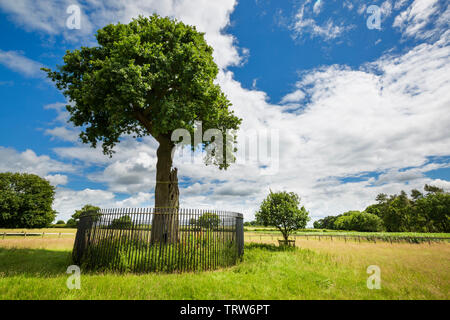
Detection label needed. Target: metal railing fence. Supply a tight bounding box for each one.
[73,208,244,273]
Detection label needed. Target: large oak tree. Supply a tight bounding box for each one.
[43,15,241,242]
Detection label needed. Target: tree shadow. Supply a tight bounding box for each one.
[0,248,72,277]
[244,243,296,252]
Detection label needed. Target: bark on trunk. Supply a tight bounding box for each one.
[151,135,180,244]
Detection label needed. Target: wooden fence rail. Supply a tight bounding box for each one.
[245,233,450,244]
[2,231,448,244]
[1,232,75,239]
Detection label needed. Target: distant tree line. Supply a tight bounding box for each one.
[243,220,260,227]
[314,185,449,232]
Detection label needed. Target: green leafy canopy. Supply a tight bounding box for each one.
[315,184,449,233]
[0,172,56,228]
[42,14,241,168]
[256,191,310,240]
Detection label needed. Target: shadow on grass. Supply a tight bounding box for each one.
[0,245,295,277]
[244,243,296,252]
[0,248,71,277]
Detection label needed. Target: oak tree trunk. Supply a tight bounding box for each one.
[151,135,180,244]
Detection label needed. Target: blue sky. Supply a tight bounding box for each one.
[0,0,449,223]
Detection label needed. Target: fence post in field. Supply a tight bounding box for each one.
[42,232,44,238]
[2,232,4,239]
[238,213,244,257]
[59,232,61,238]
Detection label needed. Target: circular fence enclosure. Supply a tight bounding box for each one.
[73,208,244,273]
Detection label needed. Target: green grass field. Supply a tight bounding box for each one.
[0,232,449,300]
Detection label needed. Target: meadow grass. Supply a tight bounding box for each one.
[0,235,449,300]
[246,235,450,299]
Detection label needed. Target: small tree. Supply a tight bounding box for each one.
[0,172,56,228]
[256,191,310,242]
[110,215,132,229]
[66,218,77,228]
[197,212,220,230]
[70,205,101,227]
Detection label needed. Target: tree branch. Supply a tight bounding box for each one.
[131,104,153,134]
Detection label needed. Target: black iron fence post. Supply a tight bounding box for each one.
[236,213,244,258]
